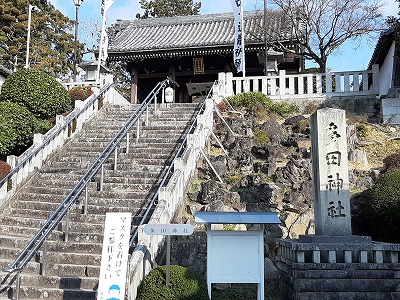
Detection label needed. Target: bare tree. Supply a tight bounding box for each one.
[270,0,384,71]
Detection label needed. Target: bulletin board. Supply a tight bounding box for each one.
[207,230,264,299]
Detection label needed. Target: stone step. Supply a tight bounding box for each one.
[46,158,172,171]
[0,258,41,277]
[18,189,150,202]
[67,137,183,147]
[0,236,103,254]
[37,251,101,266]
[19,275,98,291]
[0,225,64,240]
[64,142,177,152]
[5,285,97,300]
[33,173,160,186]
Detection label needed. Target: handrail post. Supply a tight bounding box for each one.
[145,106,149,126]
[41,241,48,276]
[100,164,104,191]
[154,94,157,115]
[84,185,88,215]
[64,209,70,242]
[126,133,130,154]
[114,147,118,171]
[15,272,21,300]
[136,121,140,143]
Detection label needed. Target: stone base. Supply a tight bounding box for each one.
[276,237,400,300]
[298,234,372,244]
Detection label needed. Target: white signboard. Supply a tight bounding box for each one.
[97,212,131,300]
[207,230,264,300]
[144,223,194,236]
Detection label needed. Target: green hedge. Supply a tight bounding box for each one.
[137,265,209,300]
[0,69,71,120]
[359,169,400,242]
[0,102,42,156]
[226,92,299,118]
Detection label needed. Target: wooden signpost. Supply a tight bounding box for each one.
[144,223,194,286]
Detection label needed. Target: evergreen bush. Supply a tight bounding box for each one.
[0,69,71,120]
[227,92,272,109]
[136,265,209,300]
[359,169,400,242]
[0,102,41,156]
[227,92,299,117]
[383,151,400,171]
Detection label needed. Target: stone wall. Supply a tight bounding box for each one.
[170,232,208,274]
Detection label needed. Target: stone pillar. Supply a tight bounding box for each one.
[310,108,352,236]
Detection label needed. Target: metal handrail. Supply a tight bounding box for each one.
[0,82,113,190]
[129,81,216,247]
[2,79,168,275]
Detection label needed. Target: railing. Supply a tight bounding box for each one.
[276,238,400,265]
[2,78,172,299]
[126,84,215,300]
[220,64,380,100]
[0,83,116,208]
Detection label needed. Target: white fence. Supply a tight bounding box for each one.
[127,97,214,300]
[218,65,380,101]
[0,84,128,208]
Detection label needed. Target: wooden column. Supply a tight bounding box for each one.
[130,66,138,104]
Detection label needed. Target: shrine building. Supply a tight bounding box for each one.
[107,10,304,103]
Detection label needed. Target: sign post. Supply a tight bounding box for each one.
[144,224,194,286]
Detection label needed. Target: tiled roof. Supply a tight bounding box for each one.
[368,30,395,70]
[108,10,297,57]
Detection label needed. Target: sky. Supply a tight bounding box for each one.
[51,0,398,72]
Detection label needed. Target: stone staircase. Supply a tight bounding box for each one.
[0,102,199,299]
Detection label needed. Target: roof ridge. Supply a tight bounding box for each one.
[113,10,269,28]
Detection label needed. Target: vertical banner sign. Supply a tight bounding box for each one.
[97,0,114,80]
[97,212,131,300]
[230,0,245,75]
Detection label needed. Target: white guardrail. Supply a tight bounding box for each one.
[0,83,128,208]
[218,65,380,100]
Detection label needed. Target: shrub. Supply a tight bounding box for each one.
[0,160,11,180]
[356,123,369,139]
[0,102,40,156]
[253,129,270,144]
[0,69,71,120]
[383,151,400,171]
[227,92,299,118]
[358,169,400,242]
[136,265,209,300]
[227,92,272,109]
[68,85,93,102]
[270,101,300,118]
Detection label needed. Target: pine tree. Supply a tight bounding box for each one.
[136,0,201,19]
[0,0,82,77]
